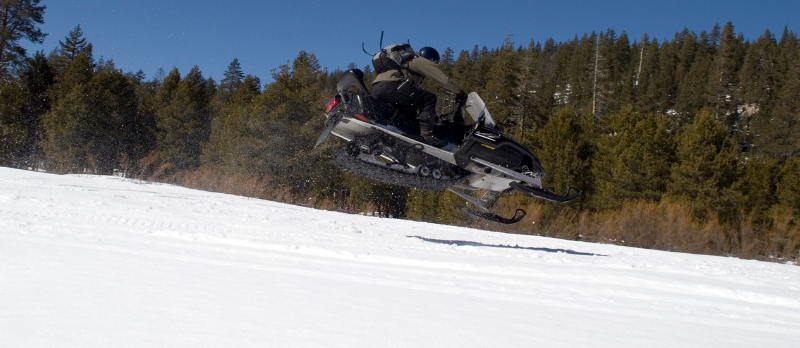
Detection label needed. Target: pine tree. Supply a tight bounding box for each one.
[592,105,676,209]
[655,40,678,112]
[675,31,713,126]
[634,38,662,113]
[40,50,94,172]
[776,157,800,212]
[202,74,260,168]
[563,33,597,113]
[668,109,742,220]
[515,40,543,139]
[156,68,180,106]
[127,75,158,170]
[756,58,800,160]
[155,66,212,171]
[216,51,329,196]
[41,56,138,174]
[607,31,634,113]
[739,30,779,144]
[58,24,91,60]
[219,58,244,95]
[439,47,454,75]
[737,155,778,219]
[591,30,615,118]
[484,35,520,132]
[469,46,493,95]
[52,25,93,73]
[536,105,593,209]
[82,65,139,174]
[0,0,46,79]
[673,28,697,94]
[0,51,53,167]
[533,38,558,126]
[708,22,743,125]
[450,50,473,93]
[777,26,798,79]
[0,77,27,165]
[42,84,87,172]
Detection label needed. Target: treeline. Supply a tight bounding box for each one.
[1,22,799,262]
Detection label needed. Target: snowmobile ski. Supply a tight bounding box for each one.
[462,207,527,225]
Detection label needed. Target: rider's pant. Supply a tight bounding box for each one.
[372,80,438,124]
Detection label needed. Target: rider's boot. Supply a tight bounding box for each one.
[419,122,447,147]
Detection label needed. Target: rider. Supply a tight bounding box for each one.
[372,46,467,147]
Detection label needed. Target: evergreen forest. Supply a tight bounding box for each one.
[1,3,799,263]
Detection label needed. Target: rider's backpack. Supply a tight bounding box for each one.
[372,44,416,74]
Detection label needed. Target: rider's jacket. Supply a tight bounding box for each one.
[372,56,462,94]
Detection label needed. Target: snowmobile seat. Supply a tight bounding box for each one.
[371,99,420,135]
[333,69,419,135]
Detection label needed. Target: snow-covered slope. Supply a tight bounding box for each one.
[1,167,798,347]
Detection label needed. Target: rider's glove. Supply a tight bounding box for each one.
[455,91,467,104]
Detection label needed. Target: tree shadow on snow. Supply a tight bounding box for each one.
[408,236,606,257]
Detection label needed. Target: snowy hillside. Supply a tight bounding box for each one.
[1,167,799,347]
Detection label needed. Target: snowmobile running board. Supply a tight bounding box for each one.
[470,157,542,187]
[470,157,580,203]
[509,182,580,204]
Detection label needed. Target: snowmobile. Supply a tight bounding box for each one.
[316,69,579,224]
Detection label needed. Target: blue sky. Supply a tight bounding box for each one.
[23,0,800,84]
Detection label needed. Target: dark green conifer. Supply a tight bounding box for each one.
[155,66,212,171]
[41,50,94,172]
[736,155,778,219]
[739,30,779,143]
[219,58,244,96]
[439,47,454,75]
[675,32,712,126]
[668,109,742,220]
[51,25,93,73]
[484,35,520,132]
[756,58,800,160]
[592,105,676,210]
[450,50,473,93]
[0,0,46,79]
[0,78,28,165]
[634,38,662,113]
[536,105,593,209]
[609,31,634,111]
[0,51,53,167]
[203,74,260,168]
[708,22,744,124]
[42,57,138,174]
[776,157,800,212]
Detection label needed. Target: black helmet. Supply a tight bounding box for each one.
[418,47,440,64]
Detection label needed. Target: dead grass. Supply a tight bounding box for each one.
[473,198,799,263]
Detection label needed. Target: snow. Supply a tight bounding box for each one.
[1,167,799,347]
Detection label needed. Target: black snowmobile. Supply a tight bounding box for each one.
[316,69,578,224]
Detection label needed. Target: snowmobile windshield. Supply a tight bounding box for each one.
[464,92,497,128]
